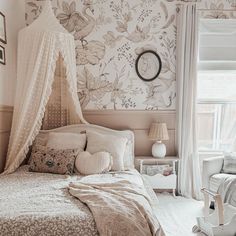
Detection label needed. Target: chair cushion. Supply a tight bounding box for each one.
[222,152,236,174]
[209,173,235,192]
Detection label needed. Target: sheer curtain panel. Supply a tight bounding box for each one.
[3,1,87,174]
[176,3,202,200]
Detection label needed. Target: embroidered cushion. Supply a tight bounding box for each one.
[47,132,86,151]
[29,146,78,175]
[75,151,112,175]
[222,153,236,174]
[86,131,127,171]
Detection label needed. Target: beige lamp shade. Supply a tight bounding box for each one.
[148,123,169,141]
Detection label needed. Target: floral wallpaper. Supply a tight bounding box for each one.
[198,0,236,18]
[25,0,236,110]
[198,0,236,11]
[26,0,177,110]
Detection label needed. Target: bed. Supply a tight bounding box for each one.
[0,124,164,236]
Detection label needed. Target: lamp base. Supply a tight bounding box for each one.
[152,141,166,158]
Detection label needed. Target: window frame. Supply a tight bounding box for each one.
[197,76,236,153]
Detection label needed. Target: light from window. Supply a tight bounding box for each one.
[197,71,236,152]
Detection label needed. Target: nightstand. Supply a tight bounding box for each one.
[136,156,178,196]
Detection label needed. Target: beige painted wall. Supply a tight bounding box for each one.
[0,0,25,172]
[0,105,13,172]
[0,0,25,106]
[84,110,176,156]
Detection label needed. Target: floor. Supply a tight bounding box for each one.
[154,192,205,236]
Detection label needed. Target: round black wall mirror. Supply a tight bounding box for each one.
[135,50,162,82]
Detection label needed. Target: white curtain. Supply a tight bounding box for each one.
[176,3,202,199]
[4,1,87,174]
[220,104,236,151]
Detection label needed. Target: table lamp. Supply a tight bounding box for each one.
[148,122,169,158]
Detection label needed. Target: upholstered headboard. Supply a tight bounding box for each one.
[36,124,135,168]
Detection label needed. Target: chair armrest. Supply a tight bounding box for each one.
[202,156,224,189]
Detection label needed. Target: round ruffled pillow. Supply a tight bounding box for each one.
[75,151,113,175]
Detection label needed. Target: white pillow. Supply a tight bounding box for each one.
[86,131,127,171]
[47,132,86,152]
[123,139,135,170]
[75,151,112,175]
[222,152,236,174]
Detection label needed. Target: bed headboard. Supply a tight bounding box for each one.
[38,124,135,166]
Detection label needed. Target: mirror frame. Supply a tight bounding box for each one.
[135,50,162,82]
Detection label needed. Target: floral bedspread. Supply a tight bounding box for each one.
[0,166,160,236]
[0,166,98,236]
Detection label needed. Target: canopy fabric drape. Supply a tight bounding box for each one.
[4,1,87,174]
[176,3,202,200]
[42,54,81,130]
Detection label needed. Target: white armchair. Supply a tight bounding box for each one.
[202,156,224,191]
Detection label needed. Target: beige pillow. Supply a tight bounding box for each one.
[86,131,127,171]
[47,132,86,151]
[75,151,112,175]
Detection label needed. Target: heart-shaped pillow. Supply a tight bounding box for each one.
[75,151,113,175]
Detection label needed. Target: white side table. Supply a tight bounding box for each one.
[136,156,178,197]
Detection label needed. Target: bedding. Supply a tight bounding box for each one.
[69,171,164,236]
[0,165,97,236]
[0,165,163,236]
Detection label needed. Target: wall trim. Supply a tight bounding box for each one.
[0,105,13,173]
[0,105,13,113]
[83,110,176,114]
[83,109,177,156]
[0,130,11,134]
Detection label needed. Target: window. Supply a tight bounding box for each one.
[197,19,236,153]
[197,71,236,152]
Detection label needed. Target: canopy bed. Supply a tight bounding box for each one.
[0,1,164,235]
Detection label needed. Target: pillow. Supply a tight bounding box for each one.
[47,132,86,151]
[86,131,127,171]
[75,151,112,175]
[29,146,78,175]
[222,153,236,174]
[123,139,135,170]
[33,133,48,146]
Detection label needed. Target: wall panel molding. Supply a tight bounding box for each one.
[0,105,13,172]
[84,110,177,156]
[0,105,13,112]
[0,107,177,171]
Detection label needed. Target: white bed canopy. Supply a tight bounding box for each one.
[4,1,87,174]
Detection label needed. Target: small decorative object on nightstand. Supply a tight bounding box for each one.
[136,156,178,197]
[148,123,169,158]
